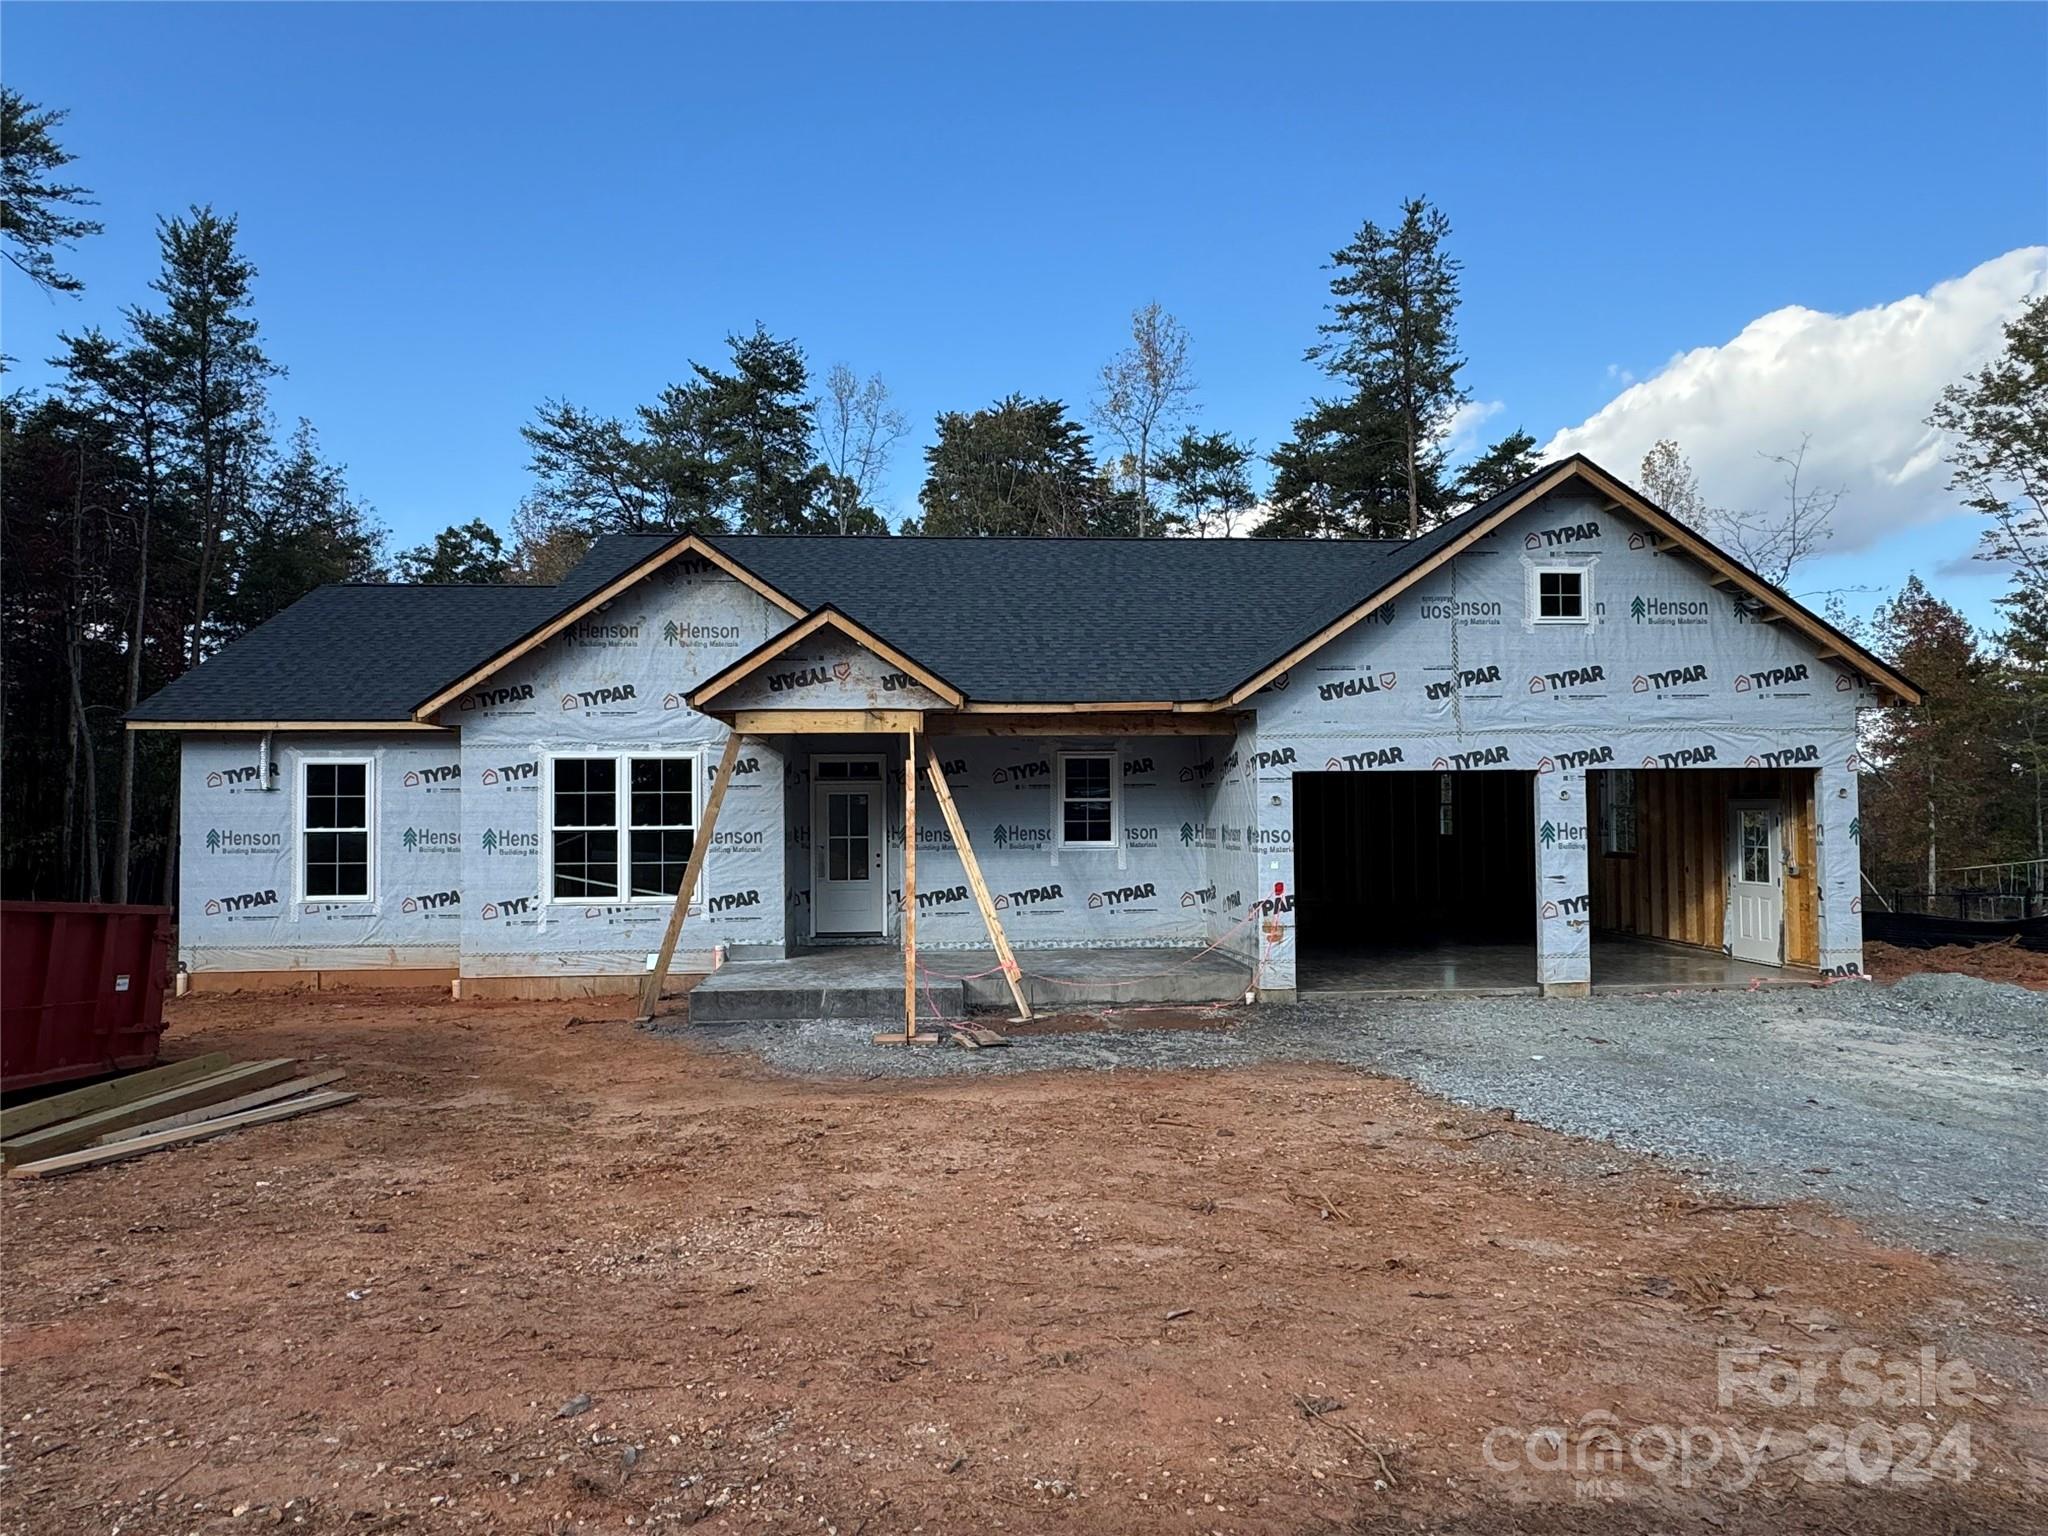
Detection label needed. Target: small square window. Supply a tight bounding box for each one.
[1531,565,1588,623]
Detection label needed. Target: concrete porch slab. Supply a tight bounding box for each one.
[688,945,1254,1023]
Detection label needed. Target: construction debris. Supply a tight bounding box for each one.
[2,1057,355,1178]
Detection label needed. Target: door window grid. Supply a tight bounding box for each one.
[824,789,872,883]
[1740,810,1772,884]
[1602,770,1639,855]
[302,761,370,899]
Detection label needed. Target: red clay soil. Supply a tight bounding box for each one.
[1865,938,2048,990]
[3,989,2044,1536]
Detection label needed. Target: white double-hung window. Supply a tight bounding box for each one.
[300,759,374,900]
[1056,750,1119,849]
[546,752,699,901]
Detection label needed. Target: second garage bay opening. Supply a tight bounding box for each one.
[1293,769,1537,993]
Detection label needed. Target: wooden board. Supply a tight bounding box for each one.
[902,729,921,1041]
[922,742,1035,1022]
[0,1052,231,1140]
[636,734,743,1021]
[93,1070,347,1145]
[1,1059,299,1166]
[8,1091,358,1180]
[729,709,925,735]
[925,712,1238,737]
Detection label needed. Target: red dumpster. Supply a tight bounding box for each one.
[1,903,172,1093]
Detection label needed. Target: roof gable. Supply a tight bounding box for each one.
[1221,456,1919,706]
[689,607,963,712]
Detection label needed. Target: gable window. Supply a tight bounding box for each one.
[547,752,699,902]
[1531,565,1588,623]
[1601,769,1638,856]
[1056,750,1118,848]
[301,759,372,900]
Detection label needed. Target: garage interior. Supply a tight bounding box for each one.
[1293,770,1539,993]
[1587,766,1822,985]
[1292,766,1825,995]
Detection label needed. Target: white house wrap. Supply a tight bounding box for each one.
[140,456,1909,1002]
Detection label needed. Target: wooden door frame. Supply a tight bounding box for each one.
[809,752,889,941]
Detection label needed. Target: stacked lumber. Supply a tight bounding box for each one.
[1,1053,355,1179]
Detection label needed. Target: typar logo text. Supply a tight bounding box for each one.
[203,762,281,792]
[200,888,280,919]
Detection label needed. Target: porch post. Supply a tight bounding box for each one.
[636,732,744,1022]
[901,726,921,1039]
[921,740,1036,1022]
[1535,766,1592,997]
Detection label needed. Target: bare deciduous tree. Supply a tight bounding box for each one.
[815,364,908,534]
[1094,303,1196,535]
[1639,436,1837,587]
[1703,437,1839,588]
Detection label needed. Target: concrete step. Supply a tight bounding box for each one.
[689,965,961,1024]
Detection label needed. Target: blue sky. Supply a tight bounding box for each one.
[6,3,2044,626]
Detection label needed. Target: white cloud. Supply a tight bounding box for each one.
[1440,397,1505,460]
[1542,247,2048,553]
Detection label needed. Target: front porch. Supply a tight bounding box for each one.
[689,943,1255,1024]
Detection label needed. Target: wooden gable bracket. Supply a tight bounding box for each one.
[687,605,964,714]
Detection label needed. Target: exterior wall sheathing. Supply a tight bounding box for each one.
[175,488,1874,993]
[1250,491,1871,994]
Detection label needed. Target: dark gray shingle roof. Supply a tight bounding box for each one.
[125,584,563,723]
[132,460,1566,722]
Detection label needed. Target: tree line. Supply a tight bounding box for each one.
[4,85,2043,907]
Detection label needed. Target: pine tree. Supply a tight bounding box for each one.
[1929,294,2048,598]
[914,396,1117,536]
[1453,429,1541,506]
[398,519,511,583]
[130,207,278,665]
[1862,577,2008,897]
[1304,197,1467,537]
[0,87,102,296]
[1152,429,1257,537]
[1260,391,1426,539]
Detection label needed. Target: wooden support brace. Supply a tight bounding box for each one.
[636,732,745,1021]
[901,726,922,1042]
[921,741,1035,1023]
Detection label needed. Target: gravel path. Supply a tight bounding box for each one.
[681,973,2048,1298]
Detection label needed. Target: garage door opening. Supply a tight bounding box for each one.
[1293,770,1536,993]
[1587,767,1820,989]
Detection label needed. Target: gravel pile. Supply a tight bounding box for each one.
[676,976,2047,1295]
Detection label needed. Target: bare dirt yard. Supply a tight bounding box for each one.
[1865,937,2048,990]
[4,987,2046,1535]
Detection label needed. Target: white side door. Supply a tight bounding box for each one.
[1728,801,1783,966]
[811,776,884,936]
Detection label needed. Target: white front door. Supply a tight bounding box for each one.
[812,765,885,937]
[1728,801,1784,966]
